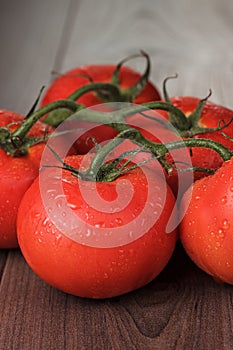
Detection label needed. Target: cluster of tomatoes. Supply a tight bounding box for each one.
[1,53,233,298]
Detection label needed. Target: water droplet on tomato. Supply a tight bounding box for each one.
[55,234,63,244]
[222,219,230,230]
[115,217,123,225]
[202,185,207,192]
[86,228,92,237]
[221,196,227,204]
[51,226,57,235]
[129,231,134,239]
[95,221,106,228]
[67,202,79,210]
[46,189,56,200]
[42,217,50,226]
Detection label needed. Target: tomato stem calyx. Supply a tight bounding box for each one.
[44,129,153,182]
[162,77,229,137]
[112,50,151,102]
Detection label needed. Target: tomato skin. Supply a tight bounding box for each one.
[180,157,233,284]
[0,110,53,248]
[41,65,161,107]
[17,155,177,298]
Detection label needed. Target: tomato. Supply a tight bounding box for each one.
[158,96,233,179]
[180,157,233,284]
[0,110,54,248]
[40,63,161,154]
[41,65,160,107]
[17,154,177,298]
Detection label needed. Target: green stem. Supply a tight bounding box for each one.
[85,132,232,181]
[42,82,123,127]
[67,82,122,102]
[86,129,139,181]
[43,117,232,183]
[25,86,45,119]
[69,104,232,162]
[165,138,232,161]
[162,74,178,103]
[145,102,190,131]
[118,50,151,101]
[111,51,147,86]
[115,102,190,131]
[12,100,80,139]
[69,101,190,131]
[188,90,212,126]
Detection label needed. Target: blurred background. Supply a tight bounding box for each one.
[1,0,233,113]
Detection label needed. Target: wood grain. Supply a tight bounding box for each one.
[0,251,8,281]
[1,0,233,349]
[0,244,233,349]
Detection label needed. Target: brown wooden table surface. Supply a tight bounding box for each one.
[1,0,233,349]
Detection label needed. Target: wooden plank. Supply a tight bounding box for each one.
[0,251,8,280]
[0,245,233,349]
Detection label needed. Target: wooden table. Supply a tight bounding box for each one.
[1,0,233,349]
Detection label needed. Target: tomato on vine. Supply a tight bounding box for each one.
[41,52,161,154]
[17,132,178,298]
[180,156,233,284]
[156,79,233,181]
[0,110,52,248]
[41,51,160,108]
[0,100,79,248]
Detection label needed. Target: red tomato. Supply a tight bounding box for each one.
[0,110,54,248]
[17,155,177,298]
[41,65,160,107]
[180,157,233,284]
[40,64,161,154]
[158,96,233,178]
